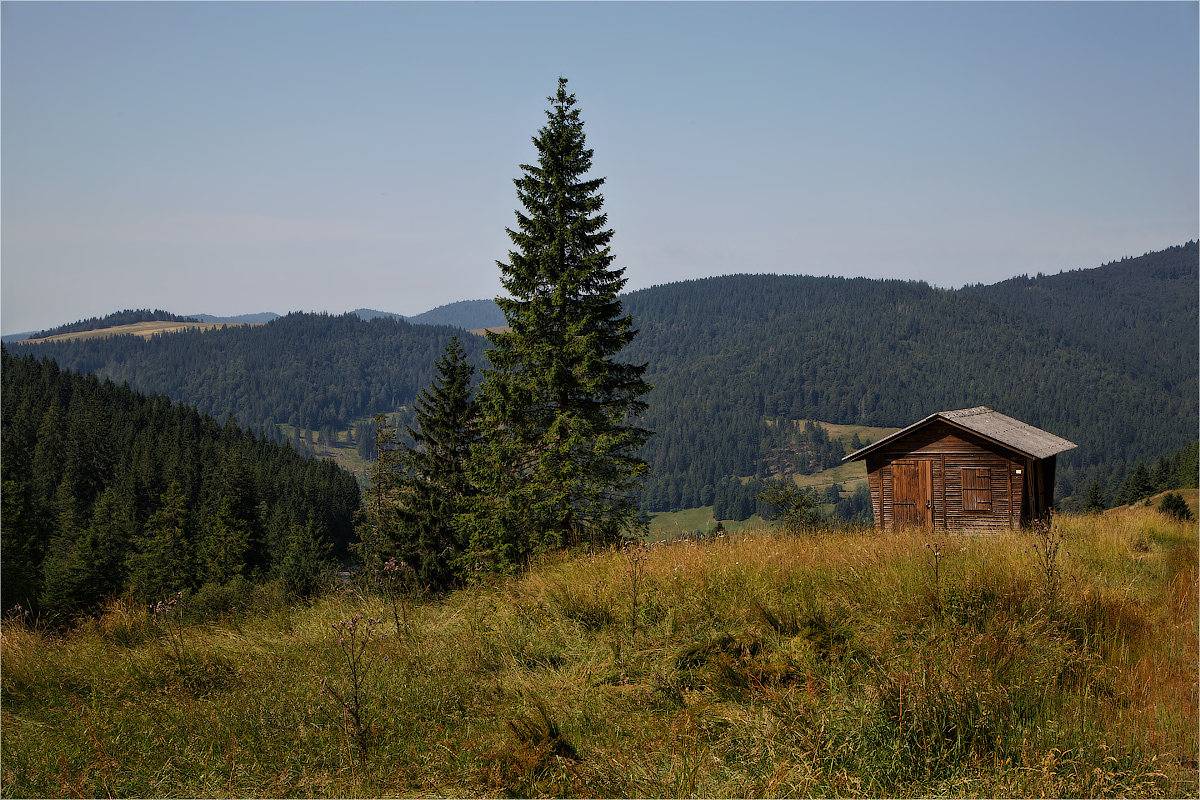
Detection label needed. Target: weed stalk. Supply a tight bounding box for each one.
[152,590,186,670]
[925,540,945,616]
[317,613,388,762]
[1031,510,1065,601]
[624,542,648,651]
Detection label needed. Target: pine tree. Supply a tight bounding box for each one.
[354,414,403,582]
[201,498,250,585]
[757,477,821,533]
[1159,491,1194,522]
[396,337,479,590]
[40,487,126,616]
[279,516,332,598]
[1117,462,1155,506]
[1083,481,1107,513]
[470,77,651,565]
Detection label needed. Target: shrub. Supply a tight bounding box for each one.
[1159,491,1194,522]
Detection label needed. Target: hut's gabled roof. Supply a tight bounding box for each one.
[843,406,1077,462]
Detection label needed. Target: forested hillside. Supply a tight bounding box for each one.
[621,243,1197,510]
[408,298,507,329]
[14,244,1196,514]
[967,242,1197,385]
[18,312,486,438]
[187,312,280,325]
[1,348,361,618]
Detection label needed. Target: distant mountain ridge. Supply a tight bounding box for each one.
[1,332,36,344]
[188,312,281,325]
[407,299,505,329]
[16,312,487,438]
[23,309,200,340]
[352,308,404,322]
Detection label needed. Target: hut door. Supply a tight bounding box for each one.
[893,460,933,528]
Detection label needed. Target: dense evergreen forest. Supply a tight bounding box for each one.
[0,348,360,618]
[13,243,1197,515]
[18,312,486,437]
[963,243,1197,386]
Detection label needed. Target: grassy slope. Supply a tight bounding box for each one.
[277,423,376,479]
[801,420,899,451]
[3,509,1196,798]
[782,419,897,494]
[647,507,764,540]
[21,321,255,343]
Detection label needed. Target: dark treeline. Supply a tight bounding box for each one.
[623,242,1198,511]
[31,308,199,339]
[18,312,486,436]
[963,243,1198,387]
[1,348,360,619]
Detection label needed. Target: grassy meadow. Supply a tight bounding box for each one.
[2,506,1196,798]
[276,422,375,477]
[20,321,255,344]
[647,507,765,541]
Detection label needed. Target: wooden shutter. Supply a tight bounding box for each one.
[962,467,992,512]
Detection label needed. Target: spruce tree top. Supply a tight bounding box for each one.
[493,78,628,351]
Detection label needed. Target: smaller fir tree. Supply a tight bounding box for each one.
[757,477,821,533]
[1083,481,1107,513]
[1159,492,1194,522]
[395,336,479,590]
[126,481,193,600]
[354,415,403,583]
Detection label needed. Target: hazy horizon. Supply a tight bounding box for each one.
[4,2,1197,334]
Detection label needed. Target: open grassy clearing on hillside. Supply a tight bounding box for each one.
[20,321,256,343]
[276,422,375,479]
[795,419,900,452]
[769,419,898,495]
[647,507,764,540]
[3,507,1196,798]
[790,459,870,494]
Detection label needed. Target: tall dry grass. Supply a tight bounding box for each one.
[2,509,1196,797]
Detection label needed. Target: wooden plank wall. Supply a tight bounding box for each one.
[865,421,1026,531]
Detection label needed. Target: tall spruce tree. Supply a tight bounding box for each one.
[469,77,650,565]
[396,336,479,589]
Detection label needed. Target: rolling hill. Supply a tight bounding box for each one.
[14,312,487,438]
[621,242,1198,509]
[407,298,506,329]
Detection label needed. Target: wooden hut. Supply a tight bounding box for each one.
[843,407,1076,531]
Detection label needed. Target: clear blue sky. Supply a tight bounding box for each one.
[3,1,1197,334]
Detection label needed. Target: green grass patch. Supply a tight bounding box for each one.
[792,418,900,452]
[646,507,764,541]
[789,458,869,493]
